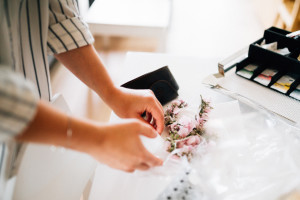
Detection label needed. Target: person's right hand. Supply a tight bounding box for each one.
[87,119,163,172]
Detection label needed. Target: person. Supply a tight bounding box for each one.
[0,0,164,198]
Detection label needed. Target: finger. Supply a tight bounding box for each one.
[143,150,163,167]
[152,98,165,133]
[138,112,152,126]
[137,115,152,126]
[136,163,150,171]
[107,162,135,173]
[142,90,164,134]
[156,98,164,115]
[137,121,158,138]
[148,104,164,134]
[148,90,164,116]
[152,118,157,129]
[124,168,135,173]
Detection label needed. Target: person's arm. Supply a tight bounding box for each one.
[47,0,164,133]
[55,45,165,133]
[0,67,162,172]
[55,45,115,106]
[16,100,163,172]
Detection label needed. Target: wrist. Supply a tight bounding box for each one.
[68,118,105,154]
[100,86,123,110]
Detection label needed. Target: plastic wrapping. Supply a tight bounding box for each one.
[138,134,188,177]
[154,99,300,200]
[189,112,300,200]
[91,98,300,200]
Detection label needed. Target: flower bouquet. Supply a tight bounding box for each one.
[164,96,212,160]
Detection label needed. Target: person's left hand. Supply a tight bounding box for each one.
[108,87,164,134]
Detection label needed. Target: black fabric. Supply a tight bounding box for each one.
[121,66,179,105]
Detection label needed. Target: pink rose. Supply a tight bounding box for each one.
[204,107,211,113]
[197,117,204,125]
[202,114,209,121]
[178,116,196,133]
[169,122,180,131]
[176,140,185,148]
[173,107,180,115]
[178,116,189,125]
[172,99,186,107]
[176,135,201,149]
[187,120,197,132]
[177,126,189,138]
[166,108,172,115]
[178,145,194,155]
[173,100,182,106]
[186,136,201,146]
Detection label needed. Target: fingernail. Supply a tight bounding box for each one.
[159,160,163,165]
[153,132,158,138]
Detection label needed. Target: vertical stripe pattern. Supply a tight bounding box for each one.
[0,0,94,195]
[26,0,41,97]
[18,0,26,78]
[47,0,94,55]
[37,0,51,101]
[1,0,95,135]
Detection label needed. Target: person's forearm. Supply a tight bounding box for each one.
[54,44,164,132]
[15,100,163,172]
[54,45,118,104]
[16,100,99,153]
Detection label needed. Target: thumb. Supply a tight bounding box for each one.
[137,121,158,138]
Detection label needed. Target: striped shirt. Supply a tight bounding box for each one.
[0,0,94,197]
